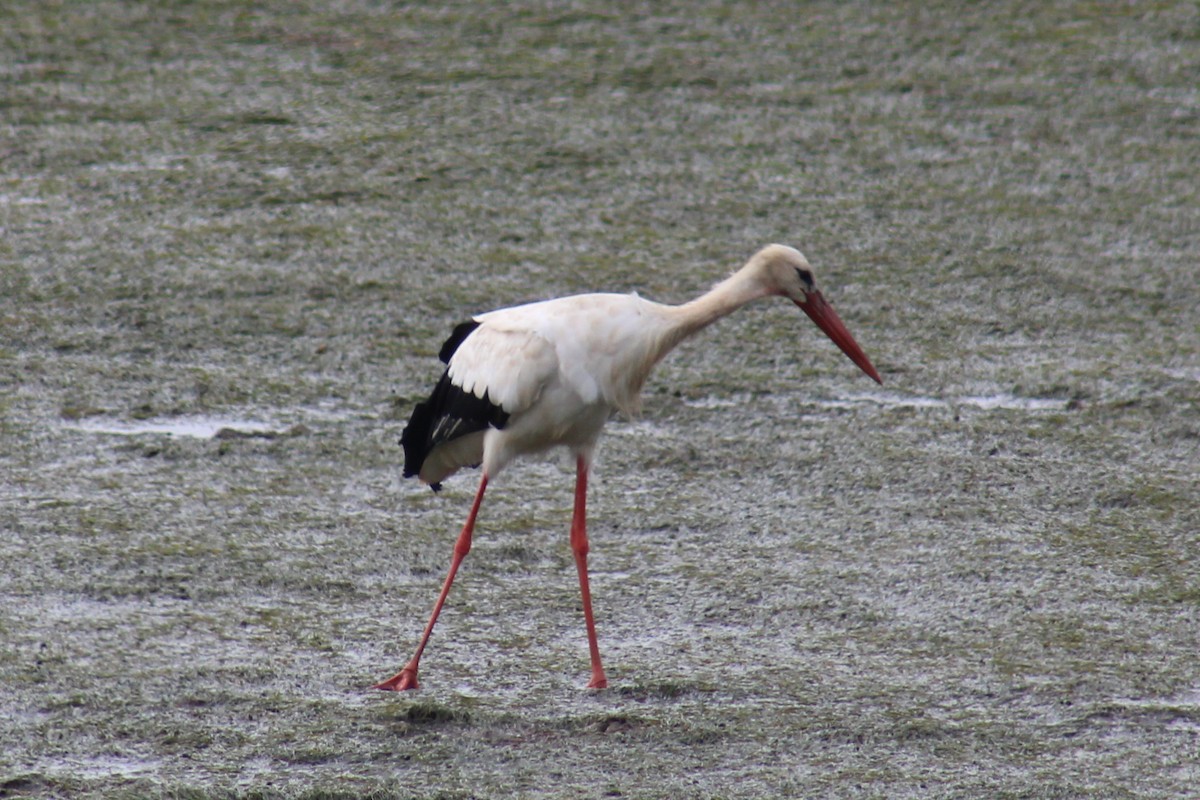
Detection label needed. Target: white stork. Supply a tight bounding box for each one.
[374,244,882,691]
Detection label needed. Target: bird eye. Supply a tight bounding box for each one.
[794,268,814,288]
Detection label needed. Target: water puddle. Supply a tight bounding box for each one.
[63,416,280,439]
[958,394,1068,411]
[0,193,46,206]
[683,391,1068,413]
[44,755,163,780]
[1163,367,1200,382]
[682,394,748,410]
[820,391,1069,412]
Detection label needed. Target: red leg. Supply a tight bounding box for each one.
[373,474,489,691]
[571,457,608,689]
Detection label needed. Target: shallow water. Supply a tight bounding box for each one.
[61,416,281,438]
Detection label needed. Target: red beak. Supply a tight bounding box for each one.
[797,291,883,384]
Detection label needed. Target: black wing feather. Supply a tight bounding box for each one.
[400,321,509,491]
[439,320,480,363]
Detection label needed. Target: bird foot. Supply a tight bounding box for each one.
[372,666,419,691]
[587,671,608,690]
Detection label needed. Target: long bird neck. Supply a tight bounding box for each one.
[605,262,773,416]
[667,264,772,343]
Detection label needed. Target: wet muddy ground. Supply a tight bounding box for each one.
[2,2,1198,798]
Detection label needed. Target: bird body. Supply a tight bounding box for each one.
[412,292,674,486]
[377,244,882,692]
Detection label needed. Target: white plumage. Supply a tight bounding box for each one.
[425,292,674,484]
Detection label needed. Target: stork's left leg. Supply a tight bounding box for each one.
[571,456,608,689]
[373,473,489,691]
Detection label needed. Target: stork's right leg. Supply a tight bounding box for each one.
[570,457,608,689]
[373,474,489,691]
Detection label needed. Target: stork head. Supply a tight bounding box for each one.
[752,244,883,385]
